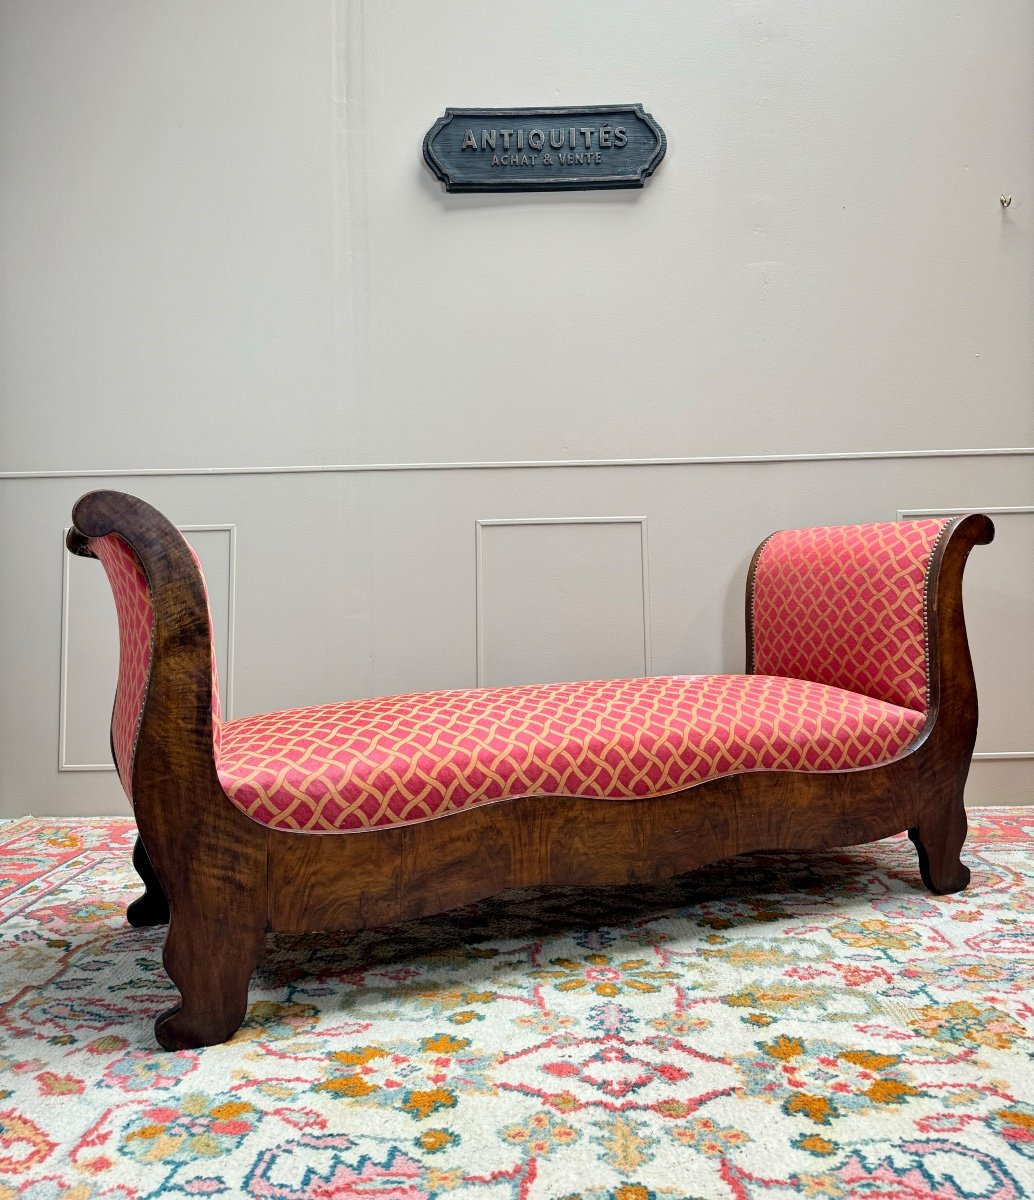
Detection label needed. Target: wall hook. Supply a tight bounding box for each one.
[1000,195,1012,208]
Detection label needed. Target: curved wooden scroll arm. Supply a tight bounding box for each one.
[68,490,268,1049]
[907,513,995,893]
[742,513,994,895]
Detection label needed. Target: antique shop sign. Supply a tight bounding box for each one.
[423,105,666,193]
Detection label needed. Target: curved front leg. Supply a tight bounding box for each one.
[155,898,266,1050]
[127,836,170,927]
[908,795,971,895]
[137,788,268,1050]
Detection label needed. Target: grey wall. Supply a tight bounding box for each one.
[2,1,1031,817]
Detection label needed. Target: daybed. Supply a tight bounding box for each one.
[66,490,993,1049]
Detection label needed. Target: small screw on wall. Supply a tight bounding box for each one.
[1000,195,1012,208]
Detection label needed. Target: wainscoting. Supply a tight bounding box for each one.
[3,447,1030,816]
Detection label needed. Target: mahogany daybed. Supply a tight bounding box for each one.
[67,490,993,1050]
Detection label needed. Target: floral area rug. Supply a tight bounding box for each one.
[0,809,1032,1200]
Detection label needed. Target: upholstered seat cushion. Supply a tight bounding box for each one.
[216,675,926,834]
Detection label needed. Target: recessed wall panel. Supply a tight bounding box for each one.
[476,518,650,688]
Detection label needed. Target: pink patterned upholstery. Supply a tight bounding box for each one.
[93,518,944,833]
[217,675,925,834]
[91,536,154,798]
[92,534,221,797]
[750,520,950,712]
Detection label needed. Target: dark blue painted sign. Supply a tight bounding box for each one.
[423,104,666,193]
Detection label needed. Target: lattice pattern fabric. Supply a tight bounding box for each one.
[217,675,926,833]
[751,519,949,712]
[92,533,222,796]
[92,535,155,797]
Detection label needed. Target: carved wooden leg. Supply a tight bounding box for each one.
[126,836,170,928]
[908,797,971,895]
[154,903,266,1050]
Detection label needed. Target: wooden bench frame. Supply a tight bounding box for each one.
[67,491,994,1050]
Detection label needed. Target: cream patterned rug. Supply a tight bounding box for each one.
[0,809,1032,1199]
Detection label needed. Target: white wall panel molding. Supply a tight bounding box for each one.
[59,524,237,772]
[898,506,1034,764]
[3,447,1032,482]
[475,517,652,689]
